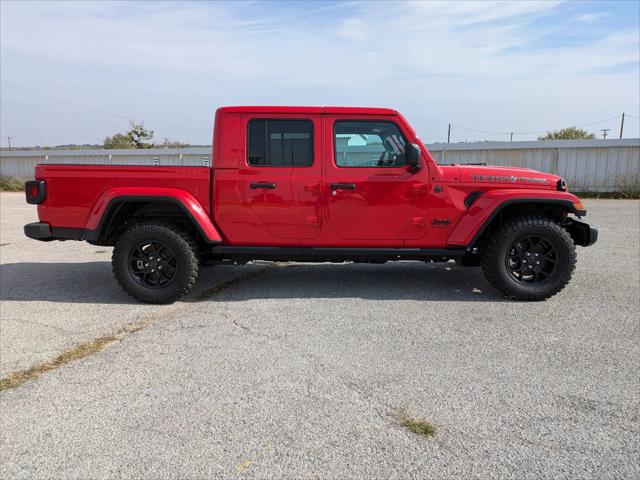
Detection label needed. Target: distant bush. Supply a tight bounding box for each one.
[104,121,154,149]
[0,176,27,192]
[538,127,596,140]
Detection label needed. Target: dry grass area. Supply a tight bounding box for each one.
[0,267,273,393]
[0,176,26,192]
[191,265,275,301]
[0,321,150,392]
[392,409,437,437]
[574,190,640,199]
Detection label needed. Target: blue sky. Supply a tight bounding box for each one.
[1,0,639,147]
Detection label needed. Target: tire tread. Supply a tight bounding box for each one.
[112,221,199,304]
[481,215,577,301]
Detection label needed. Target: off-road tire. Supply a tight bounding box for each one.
[481,215,577,301]
[112,222,199,304]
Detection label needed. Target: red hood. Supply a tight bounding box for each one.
[445,164,561,190]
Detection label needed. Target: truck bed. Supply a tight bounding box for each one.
[34,164,211,230]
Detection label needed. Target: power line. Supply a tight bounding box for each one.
[452,114,627,137]
[572,115,623,129]
[1,80,208,131]
[449,125,508,135]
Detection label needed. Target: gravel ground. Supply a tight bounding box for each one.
[0,192,638,479]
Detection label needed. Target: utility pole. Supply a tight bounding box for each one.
[600,128,610,139]
[6,136,11,151]
[619,113,625,139]
[447,123,451,144]
[510,132,514,142]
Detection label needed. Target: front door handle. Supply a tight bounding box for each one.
[250,182,276,189]
[330,183,356,190]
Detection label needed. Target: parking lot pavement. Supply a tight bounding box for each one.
[1,192,639,479]
[0,193,264,377]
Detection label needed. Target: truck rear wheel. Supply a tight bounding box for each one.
[112,222,199,304]
[481,215,576,301]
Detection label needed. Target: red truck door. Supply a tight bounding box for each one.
[236,114,322,241]
[323,116,429,243]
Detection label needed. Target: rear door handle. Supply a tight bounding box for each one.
[250,182,276,189]
[330,183,356,190]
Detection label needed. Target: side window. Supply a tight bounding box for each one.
[247,119,313,167]
[334,121,407,168]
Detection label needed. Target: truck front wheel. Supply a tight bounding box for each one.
[481,215,577,301]
[112,222,200,304]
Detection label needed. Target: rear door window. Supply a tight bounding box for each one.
[247,119,313,167]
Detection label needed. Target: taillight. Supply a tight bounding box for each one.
[25,180,46,204]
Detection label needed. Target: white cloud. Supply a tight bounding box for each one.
[576,12,606,23]
[337,18,368,41]
[1,0,638,146]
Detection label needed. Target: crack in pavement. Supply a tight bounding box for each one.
[214,273,444,447]
[223,300,422,430]
[3,316,80,335]
[224,313,443,462]
[0,305,180,392]
[0,266,273,393]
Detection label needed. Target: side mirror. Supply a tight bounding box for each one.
[405,143,421,172]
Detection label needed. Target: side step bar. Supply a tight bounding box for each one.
[207,245,466,261]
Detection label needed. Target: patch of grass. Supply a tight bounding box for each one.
[573,191,640,199]
[0,335,118,391]
[190,265,274,301]
[393,409,437,437]
[0,176,26,192]
[0,267,273,392]
[0,320,151,392]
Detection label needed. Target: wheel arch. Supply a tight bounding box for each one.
[84,188,223,246]
[447,191,585,249]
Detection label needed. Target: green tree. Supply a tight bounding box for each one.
[128,122,154,148]
[103,132,134,149]
[104,121,155,149]
[161,137,189,148]
[538,127,596,140]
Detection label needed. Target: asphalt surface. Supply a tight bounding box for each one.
[0,192,638,479]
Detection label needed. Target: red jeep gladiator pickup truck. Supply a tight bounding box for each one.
[24,106,597,303]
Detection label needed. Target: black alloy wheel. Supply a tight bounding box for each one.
[128,241,178,288]
[112,222,199,304]
[481,215,577,301]
[505,235,557,285]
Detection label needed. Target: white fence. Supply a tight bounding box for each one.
[1,139,639,192]
[429,139,639,193]
[0,148,212,177]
